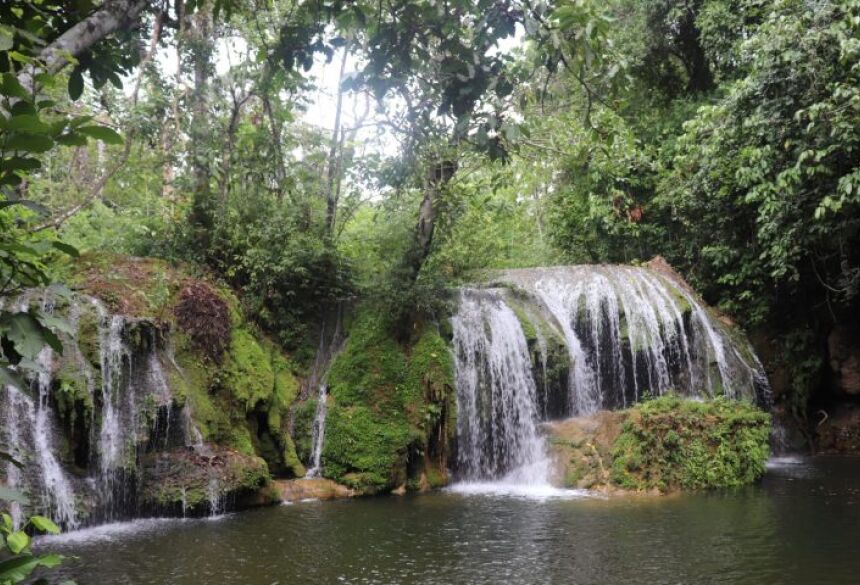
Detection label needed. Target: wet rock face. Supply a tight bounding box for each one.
[544,412,628,492]
[828,327,860,396]
[274,478,355,502]
[816,404,860,453]
[473,263,770,415]
[1,255,307,529]
[139,447,269,515]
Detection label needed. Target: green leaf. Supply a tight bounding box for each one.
[77,125,123,145]
[4,133,54,153]
[68,68,84,101]
[50,241,79,258]
[0,366,27,392]
[6,530,29,554]
[0,27,13,51]
[36,312,75,336]
[55,132,88,147]
[0,554,63,582]
[0,311,61,360]
[0,73,29,100]
[0,199,50,215]
[0,157,41,172]
[6,114,50,135]
[29,516,60,535]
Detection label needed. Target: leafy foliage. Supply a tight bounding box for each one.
[0,508,68,585]
[174,280,231,362]
[610,396,771,491]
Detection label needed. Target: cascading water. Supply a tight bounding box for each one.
[501,265,767,413]
[32,346,80,529]
[305,384,328,478]
[451,289,552,488]
[0,293,197,528]
[0,296,80,529]
[450,265,770,493]
[298,305,344,478]
[2,385,27,529]
[94,307,136,521]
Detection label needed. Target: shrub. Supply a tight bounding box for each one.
[174,280,230,362]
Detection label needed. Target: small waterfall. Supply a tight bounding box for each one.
[0,292,201,528]
[451,289,550,485]
[94,308,135,520]
[1,363,80,530]
[2,385,27,529]
[450,265,769,492]
[32,347,79,529]
[206,477,223,517]
[502,266,765,414]
[299,305,345,478]
[305,384,328,478]
[0,295,80,529]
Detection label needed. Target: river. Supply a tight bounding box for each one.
[42,456,860,584]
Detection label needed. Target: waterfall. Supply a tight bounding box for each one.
[94,308,135,520]
[305,384,328,478]
[206,477,223,517]
[502,266,765,414]
[2,385,27,529]
[299,305,344,478]
[32,347,80,529]
[0,293,197,528]
[451,289,551,485]
[0,295,80,529]
[1,362,80,530]
[450,265,768,491]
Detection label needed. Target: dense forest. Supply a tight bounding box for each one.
[4,0,856,435]
[1,0,860,578]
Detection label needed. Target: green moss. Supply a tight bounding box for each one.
[663,281,693,316]
[66,253,183,319]
[224,328,277,411]
[319,309,455,493]
[292,399,317,463]
[424,466,447,488]
[507,301,538,342]
[140,448,269,511]
[610,395,771,491]
[281,432,306,477]
[168,310,302,468]
[76,310,101,369]
[322,404,412,493]
[327,312,409,409]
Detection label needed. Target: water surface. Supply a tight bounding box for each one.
[45,456,860,585]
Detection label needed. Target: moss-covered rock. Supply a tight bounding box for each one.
[318,309,454,494]
[546,396,771,493]
[65,253,306,480]
[139,446,269,515]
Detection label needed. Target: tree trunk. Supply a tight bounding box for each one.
[219,90,255,206]
[262,94,288,199]
[187,8,215,251]
[408,158,458,277]
[160,0,185,206]
[17,0,151,93]
[325,47,350,236]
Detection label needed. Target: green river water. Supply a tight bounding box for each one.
[42,456,860,585]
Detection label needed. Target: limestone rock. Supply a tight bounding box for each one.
[274,478,355,502]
